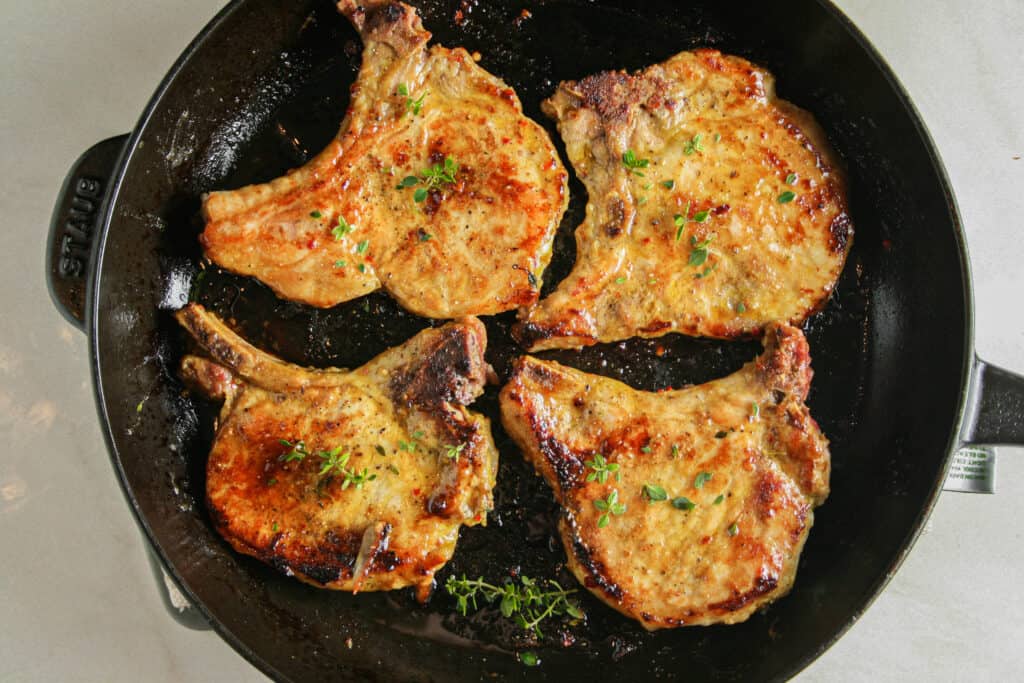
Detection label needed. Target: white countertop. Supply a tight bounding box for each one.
[2,1,1021,680]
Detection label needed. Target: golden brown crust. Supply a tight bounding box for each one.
[177,304,498,594]
[517,49,852,349]
[199,1,567,318]
[499,324,830,628]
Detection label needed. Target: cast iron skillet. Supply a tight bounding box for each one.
[46,0,1024,680]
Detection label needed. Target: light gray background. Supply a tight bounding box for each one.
[2,1,1021,680]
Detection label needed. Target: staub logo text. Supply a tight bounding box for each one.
[58,177,102,278]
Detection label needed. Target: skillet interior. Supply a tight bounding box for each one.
[92,0,969,679]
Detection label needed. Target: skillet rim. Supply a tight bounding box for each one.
[84,0,976,679]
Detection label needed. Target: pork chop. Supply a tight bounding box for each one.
[517,49,852,350]
[500,324,830,628]
[200,0,567,317]
[176,303,498,598]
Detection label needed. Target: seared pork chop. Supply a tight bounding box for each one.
[517,49,851,350]
[200,0,567,317]
[500,324,830,628]
[177,304,498,597]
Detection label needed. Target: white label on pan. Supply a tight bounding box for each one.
[943,446,996,494]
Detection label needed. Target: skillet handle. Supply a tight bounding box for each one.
[46,134,130,331]
[960,357,1024,445]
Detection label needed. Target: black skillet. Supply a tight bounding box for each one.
[46,0,1024,680]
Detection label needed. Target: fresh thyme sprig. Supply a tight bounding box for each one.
[593,489,627,528]
[396,83,427,115]
[278,439,310,462]
[443,443,466,462]
[621,149,650,176]
[317,448,377,490]
[396,156,460,203]
[445,574,583,638]
[584,453,620,484]
[278,440,376,490]
[674,200,711,242]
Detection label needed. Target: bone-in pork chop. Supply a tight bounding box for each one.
[517,49,851,350]
[500,324,830,628]
[201,0,567,317]
[177,304,498,597]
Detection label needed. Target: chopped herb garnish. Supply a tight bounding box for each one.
[585,453,620,484]
[715,430,728,439]
[785,173,797,185]
[687,234,714,266]
[621,149,650,176]
[713,132,722,142]
[334,260,347,268]
[279,441,376,491]
[727,522,740,537]
[317,449,376,490]
[397,83,427,115]
[593,489,627,527]
[751,402,760,419]
[375,445,386,456]
[278,439,309,463]
[642,483,668,503]
[661,179,675,190]
[641,445,652,454]
[671,444,680,459]
[408,92,427,115]
[332,216,354,240]
[445,574,583,638]
[444,443,466,462]
[683,133,704,155]
[672,496,696,510]
[316,446,347,476]
[267,478,277,487]
[272,522,279,533]
[713,494,725,505]
[778,190,796,204]
[736,302,747,313]
[310,210,322,219]
[356,239,369,255]
[637,196,648,205]
[358,263,368,273]
[520,651,540,667]
[694,471,714,489]
[694,263,718,279]
[674,201,711,242]
[419,232,432,242]
[400,157,459,204]
[398,440,418,453]
[387,464,400,475]
[615,276,627,284]
[421,156,459,188]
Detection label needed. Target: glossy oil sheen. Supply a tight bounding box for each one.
[92,0,969,680]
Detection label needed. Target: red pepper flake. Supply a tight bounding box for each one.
[306,238,318,249]
[412,488,422,497]
[654,345,665,357]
